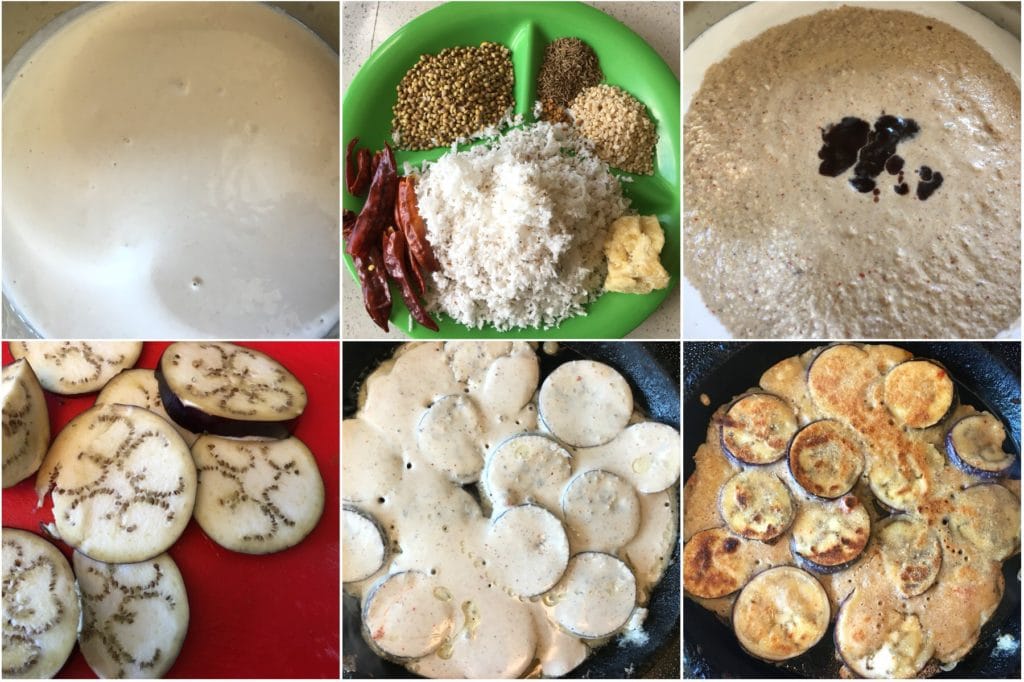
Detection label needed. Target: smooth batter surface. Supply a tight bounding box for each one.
[3,2,339,337]
[343,342,679,678]
[684,344,1020,675]
[684,5,1020,338]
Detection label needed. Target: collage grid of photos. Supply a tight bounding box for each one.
[0,0,1019,681]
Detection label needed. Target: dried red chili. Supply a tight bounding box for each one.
[345,138,372,197]
[353,245,392,332]
[396,176,441,274]
[383,227,439,331]
[346,143,398,258]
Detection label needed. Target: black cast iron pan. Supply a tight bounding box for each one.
[683,342,1022,679]
[343,342,681,679]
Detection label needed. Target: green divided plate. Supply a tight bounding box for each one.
[343,1,680,338]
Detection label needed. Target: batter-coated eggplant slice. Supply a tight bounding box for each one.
[788,419,865,499]
[877,516,942,598]
[482,433,572,511]
[156,342,307,439]
[191,435,324,554]
[883,359,956,429]
[97,368,199,446]
[538,360,633,447]
[415,395,485,484]
[719,393,798,465]
[682,527,756,599]
[560,470,640,553]
[2,360,50,488]
[342,506,387,583]
[948,483,1021,561]
[945,413,1015,478]
[362,571,455,661]
[834,588,934,678]
[867,451,930,514]
[549,552,636,639]
[732,566,829,662]
[603,422,681,494]
[485,504,569,598]
[75,551,188,678]
[9,341,142,395]
[806,343,873,415]
[35,404,196,563]
[1,529,80,679]
[790,494,870,573]
[718,469,794,541]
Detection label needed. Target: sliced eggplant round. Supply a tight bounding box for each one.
[682,527,756,599]
[482,433,572,511]
[806,343,873,415]
[945,413,1015,478]
[790,494,870,573]
[362,571,455,661]
[1,528,80,679]
[1,360,50,489]
[834,588,934,678]
[538,360,633,447]
[560,470,640,553]
[882,359,956,429]
[485,504,569,598]
[96,368,199,446]
[415,394,485,484]
[342,506,387,583]
[549,552,636,639]
[732,566,829,661]
[191,434,324,554]
[602,421,681,494]
[35,403,196,563]
[156,342,307,439]
[867,452,930,514]
[948,483,1021,561]
[876,516,942,598]
[9,341,142,395]
[719,393,798,465]
[75,550,188,678]
[788,419,865,499]
[717,469,794,541]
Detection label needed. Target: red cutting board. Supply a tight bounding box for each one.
[1,341,340,678]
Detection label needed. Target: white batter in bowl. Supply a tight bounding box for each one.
[2,2,339,338]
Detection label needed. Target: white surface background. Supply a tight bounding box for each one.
[342,1,681,340]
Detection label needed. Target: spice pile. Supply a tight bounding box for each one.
[537,37,603,123]
[392,42,515,150]
[571,84,658,175]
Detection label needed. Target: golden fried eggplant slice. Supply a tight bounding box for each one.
[945,413,1015,478]
[733,566,829,661]
[718,469,794,541]
[883,360,955,429]
[790,494,870,573]
[719,393,798,465]
[683,527,756,598]
[788,419,865,499]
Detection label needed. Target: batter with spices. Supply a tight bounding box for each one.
[684,5,1020,338]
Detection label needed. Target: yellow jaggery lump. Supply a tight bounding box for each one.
[603,215,670,294]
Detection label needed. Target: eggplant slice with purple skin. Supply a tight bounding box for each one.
[876,516,942,598]
[191,434,325,554]
[548,551,637,639]
[945,413,1015,478]
[96,368,199,446]
[719,393,798,465]
[732,566,830,661]
[790,494,870,574]
[882,359,957,429]
[682,527,757,599]
[834,587,934,678]
[156,342,307,439]
[717,469,794,541]
[788,419,865,499]
[75,550,189,679]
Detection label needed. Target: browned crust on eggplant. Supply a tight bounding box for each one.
[683,527,755,599]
